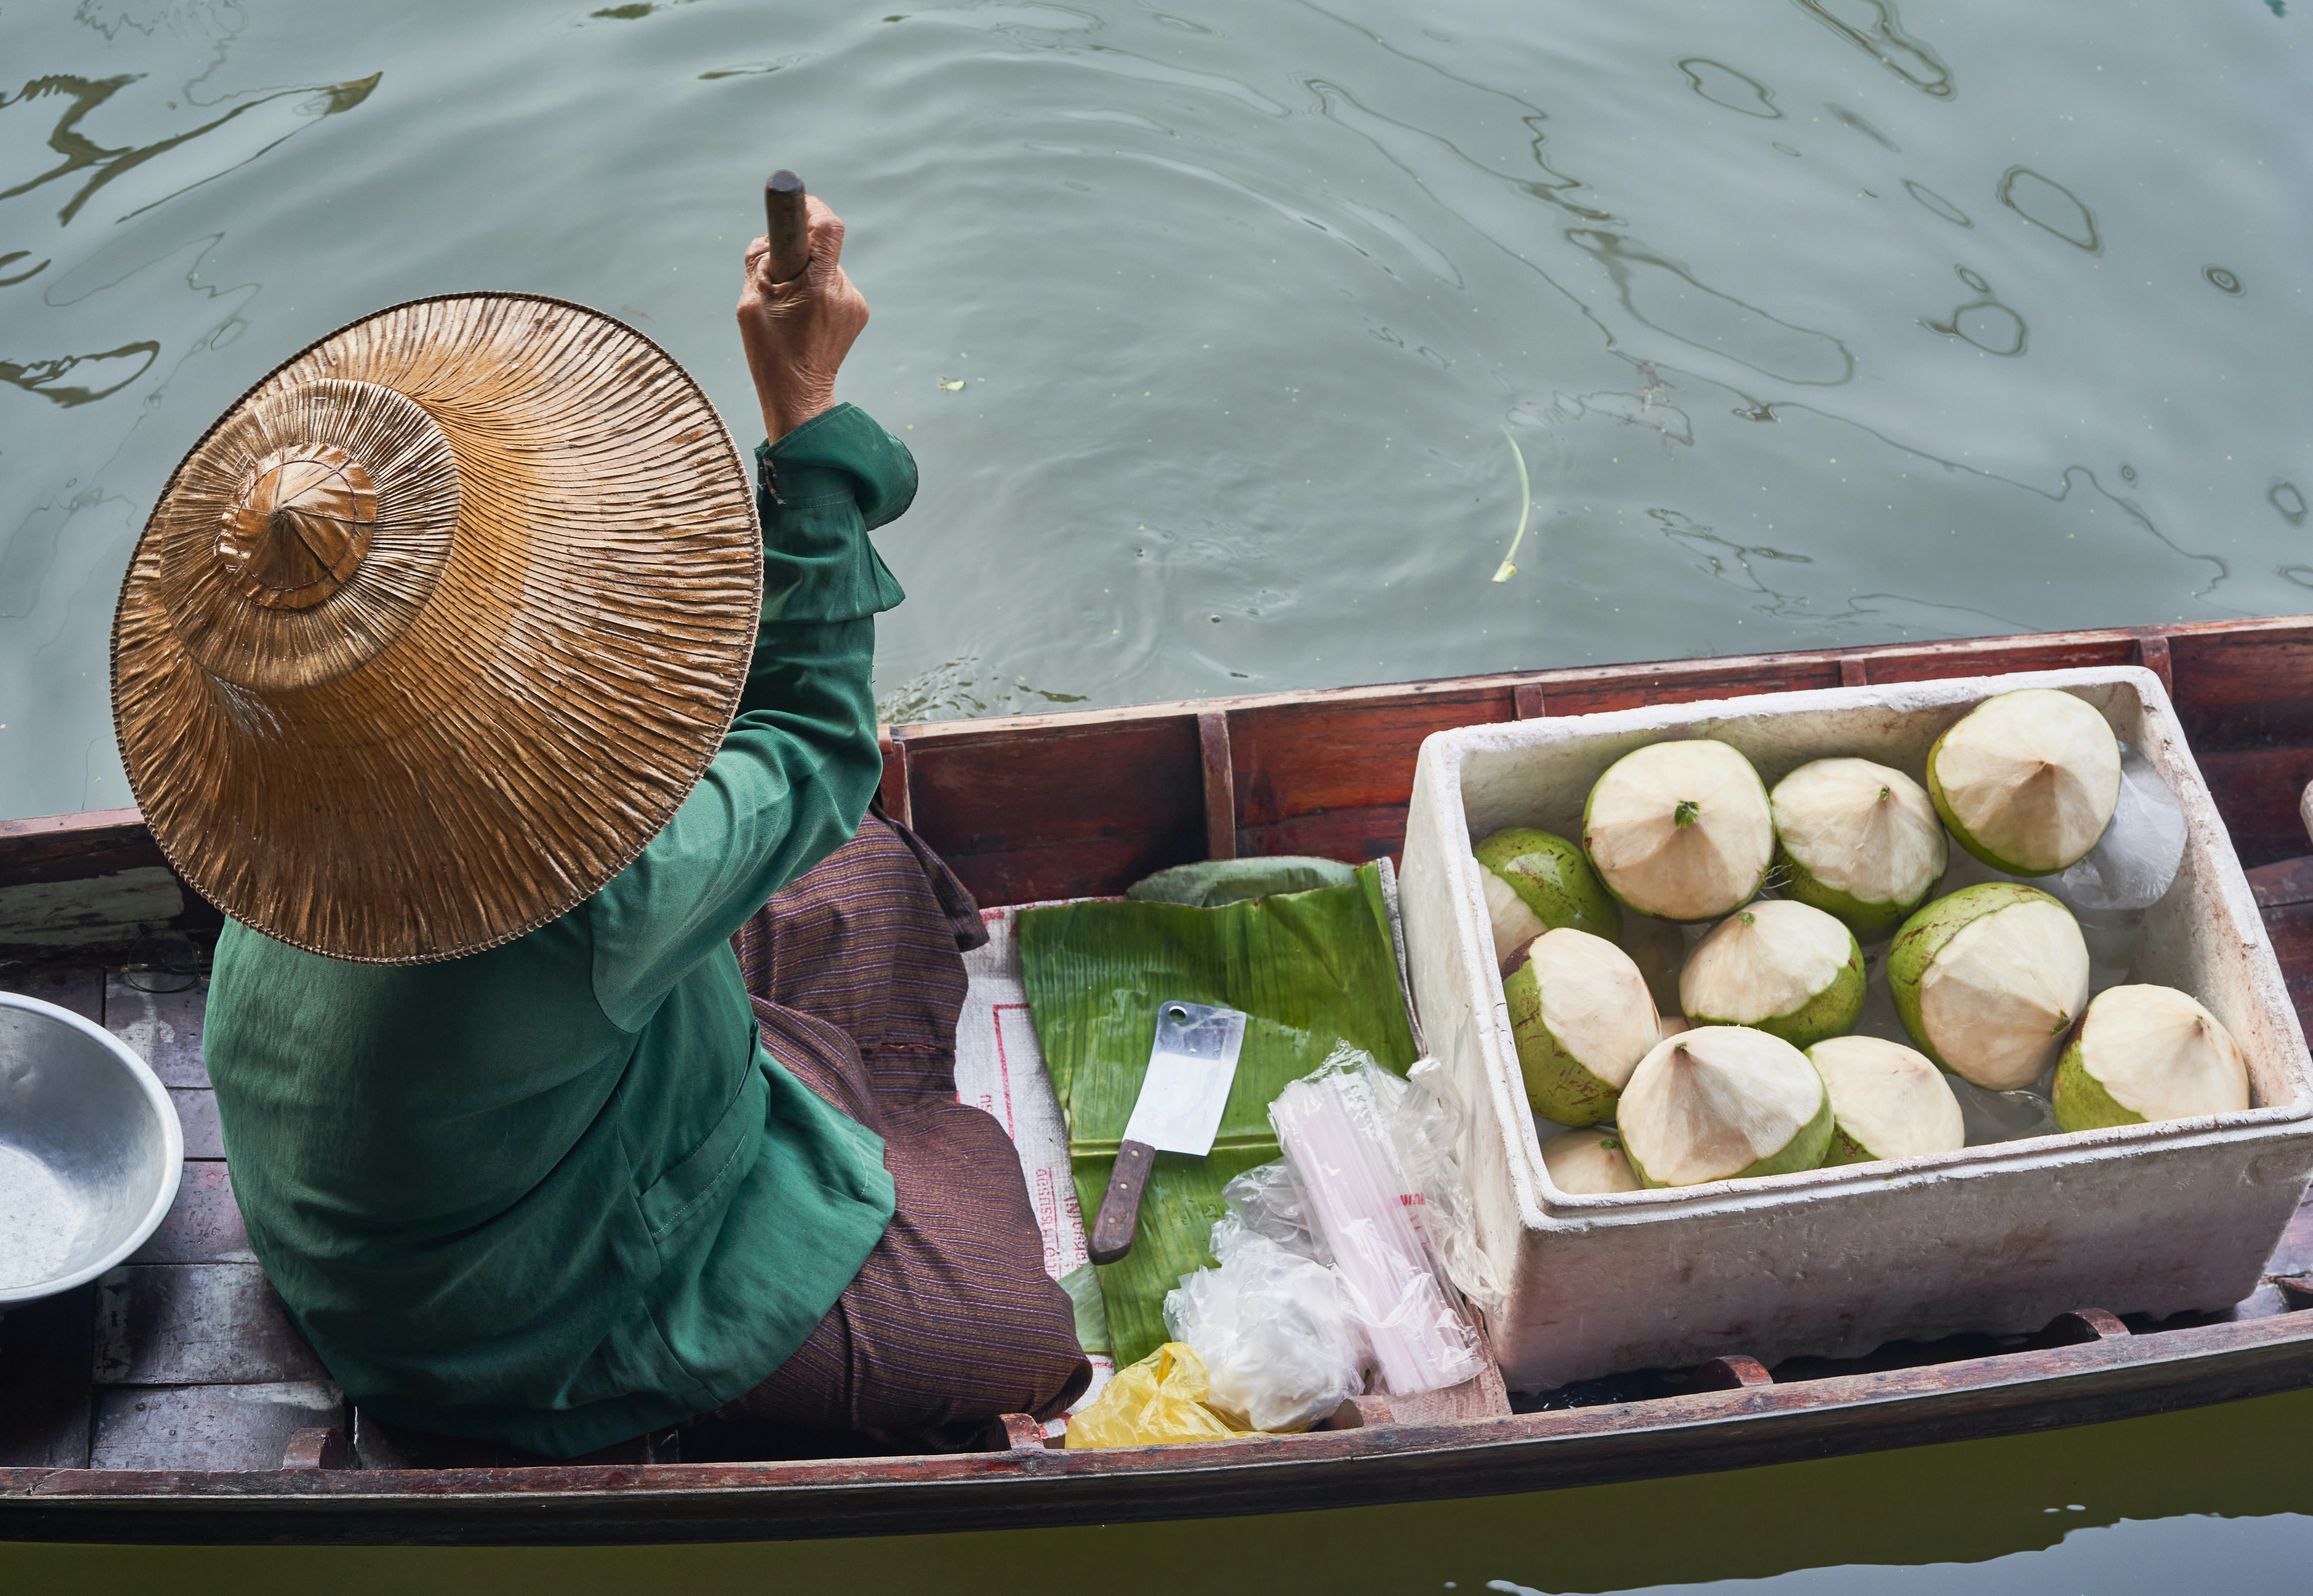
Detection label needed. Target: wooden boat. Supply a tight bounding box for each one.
[7,616,2313,1547]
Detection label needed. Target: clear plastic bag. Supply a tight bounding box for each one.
[1063,1342,1253,1449]
[1271,1046,1482,1395]
[1162,1215,1362,1433]
[1388,1055,1509,1319]
[2048,741,2188,915]
[1221,1158,1333,1266]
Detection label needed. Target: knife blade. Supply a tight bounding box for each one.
[1087,1000,1248,1265]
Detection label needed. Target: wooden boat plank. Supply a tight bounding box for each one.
[2167,622,2313,747]
[2251,856,2313,910]
[0,1285,94,1469]
[103,977,210,1088]
[0,809,160,889]
[1237,803,1412,868]
[2259,894,2313,1022]
[168,1088,224,1160]
[7,1310,2313,1546]
[94,1265,328,1387]
[8,964,103,1022]
[908,716,1204,897]
[89,1383,342,1473]
[126,1164,252,1267]
[2192,745,2313,870]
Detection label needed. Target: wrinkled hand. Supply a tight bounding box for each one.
[737,195,870,443]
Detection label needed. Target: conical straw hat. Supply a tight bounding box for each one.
[112,293,763,964]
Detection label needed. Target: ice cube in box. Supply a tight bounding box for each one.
[1397,666,2313,1392]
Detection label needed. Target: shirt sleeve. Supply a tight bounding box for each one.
[586,404,914,1033]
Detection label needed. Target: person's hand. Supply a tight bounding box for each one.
[736,195,870,443]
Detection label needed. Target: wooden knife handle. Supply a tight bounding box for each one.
[1087,1140,1157,1265]
[764,169,811,285]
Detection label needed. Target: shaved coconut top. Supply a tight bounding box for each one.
[1933,689,2121,873]
[2078,984,2251,1121]
[1527,928,1660,1089]
[1810,1035,1964,1159]
[1919,897,2091,1089]
[1483,869,1551,968]
[1680,899,1854,1022]
[1619,1026,1824,1187]
[1540,1128,1642,1195]
[1584,741,1773,920]
[1773,758,1947,905]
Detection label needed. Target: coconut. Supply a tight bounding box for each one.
[1474,827,1622,968]
[1582,740,1774,922]
[1539,1127,1642,1195]
[1888,883,2091,1090]
[1926,688,2122,876]
[1770,757,1948,941]
[1677,899,1864,1049]
[2054,984,2251,1131]
[1808,1035,1965,1165]
[1502,928,1661,1125]
[1616,1025,1834,1188]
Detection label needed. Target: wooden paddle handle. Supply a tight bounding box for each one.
[764,170,811,285]
[1087,1140,1157,1265]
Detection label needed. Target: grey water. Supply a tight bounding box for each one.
[5,0,2313,1585]
[3,0,2309,823]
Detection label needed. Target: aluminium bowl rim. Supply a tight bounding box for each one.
[0,990,185,1303]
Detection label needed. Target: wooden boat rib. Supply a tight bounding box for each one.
[7,615,2313,1545]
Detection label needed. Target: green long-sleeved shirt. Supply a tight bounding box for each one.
[205,404,914,1457]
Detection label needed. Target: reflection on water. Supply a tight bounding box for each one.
[1,0,2308,828]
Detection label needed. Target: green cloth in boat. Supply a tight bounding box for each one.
[1018,870,1420,1367]
[205,404,913,1458]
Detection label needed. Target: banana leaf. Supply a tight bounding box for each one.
[1018,865,1419,1366]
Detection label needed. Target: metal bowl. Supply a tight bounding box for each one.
[0,991,182,1304]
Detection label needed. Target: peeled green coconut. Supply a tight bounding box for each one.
[1502,928,1661,1125]
[1616,1025,1834,1188]
[1582,740,1774,922]
[1770,757,1948,941]
[2054,984,2251,1132]
[1926,689,2122,876]
[1888,883,2091,1091]
[1808,1035,1965,1165]
[1678,899,1864,1049]
[1540,1127,1642,1195]
[1474,827,1623,968]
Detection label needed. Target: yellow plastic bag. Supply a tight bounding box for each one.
[1064,1342,1256,1449]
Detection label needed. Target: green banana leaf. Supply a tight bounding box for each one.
[1018,865,1419,1366]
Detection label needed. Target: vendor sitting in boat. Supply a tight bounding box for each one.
[108,200,1091,1456]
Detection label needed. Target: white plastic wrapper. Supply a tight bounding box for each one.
[1162,1215,1362,1433]
[1272,1047,1482,1396]
[1221,1159,1333,1266]
[1388,1056,1509,1318]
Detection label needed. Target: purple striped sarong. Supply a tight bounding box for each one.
[688,812,1091,1450]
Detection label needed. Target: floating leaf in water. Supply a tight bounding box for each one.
[939,377,966,391]
[1491,424,1531,583]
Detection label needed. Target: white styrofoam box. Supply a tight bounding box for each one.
[1399,666,2313,1393]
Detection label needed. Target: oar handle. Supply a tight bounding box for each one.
[1087,1140,1157,1265]
[763,170,812,285]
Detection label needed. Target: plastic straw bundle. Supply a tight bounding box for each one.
[1271,1057,1480,1395]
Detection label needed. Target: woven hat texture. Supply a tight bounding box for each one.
[112,293,763,964]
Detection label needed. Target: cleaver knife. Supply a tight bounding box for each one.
[1086,1000,1248,1266]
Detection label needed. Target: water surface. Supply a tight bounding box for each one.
[2,0,2307,818]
